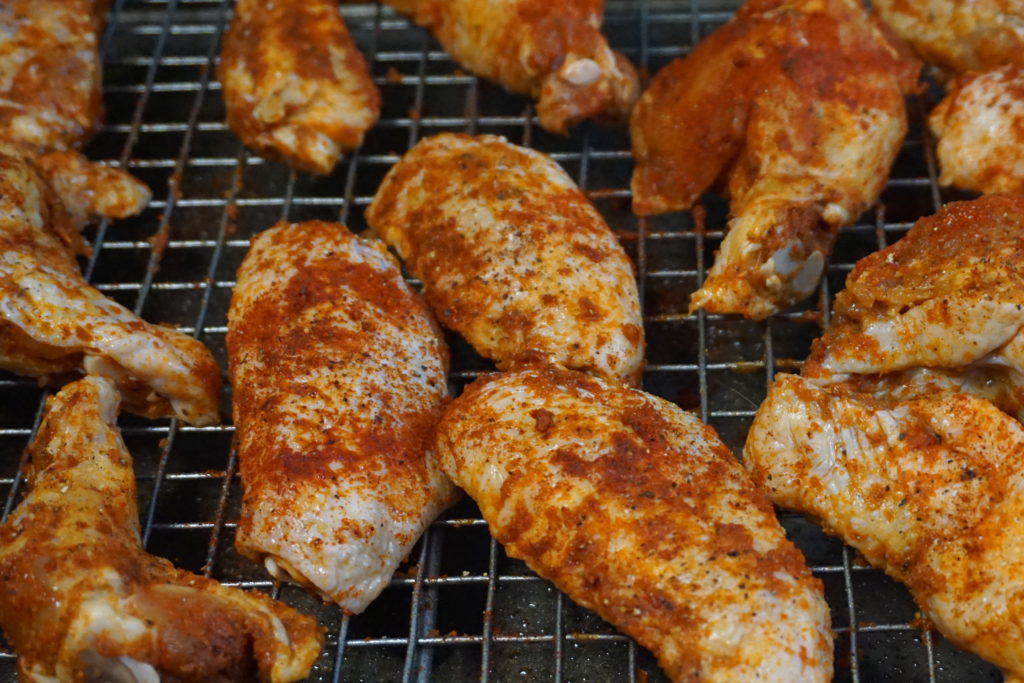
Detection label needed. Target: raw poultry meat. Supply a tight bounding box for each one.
[227,220,457,614]
[746,373,1024,681]
[0,376,323,682]
[929,66,1024,195]
[436,364,833,682]
[630,0,920,319]
[380,0,638,133]
[219,0,380,174]
[0,141,221,426]
[366,133,644,386]
[0,0,105,152]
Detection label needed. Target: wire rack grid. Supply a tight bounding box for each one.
[0,0,1003,681]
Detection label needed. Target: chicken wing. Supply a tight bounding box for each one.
[0,142,220,426]
[436,364,833,682]
[630,0,920,319]
[803,195,1024,388]
[365,133,644,386]
[746,373,1024,681]
[227,220,457,614]
[928,66,1024,195]
[0,376,322,682]
[219,0,380,174]
[381,0,638,134]
[873,0,1024,75]
[0,0,104,152]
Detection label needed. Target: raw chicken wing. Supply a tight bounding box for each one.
[929,66,1024,195]
[366,133,644,386]
[0,142,220,425]
[227,220,457,614]
[0,0,104,152]
[219,0,380,174]
[381,0,638,133]
[436,364,833,682]
[0,376,322,682]
[873,0,1024,75]
[746,373,1024,681]
[630,0,920,318]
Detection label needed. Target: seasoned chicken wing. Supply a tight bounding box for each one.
[928,66,1024,195]
[803,195,1024,388]
[746,373,1024,681]
[873,0,1024,75]
[0,0,104,152]
[436,364,833,682]
[381,0,638,133]
[227,220,457,614]
[219,0,380,174]
[366,133,644,386]
[630,0,919,319]
[0,142,220,425]
[0,377,322,683]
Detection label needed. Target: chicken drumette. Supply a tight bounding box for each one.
[227,220,457,614]
[0,142,220,426]
[380,0,638,134]
[219,0,380,174]
[436,364,833,682]
[366,133,644,386]
[630,0,920,319]
[0,377,322,682]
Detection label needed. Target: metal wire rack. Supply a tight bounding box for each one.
[0,0,1004,681]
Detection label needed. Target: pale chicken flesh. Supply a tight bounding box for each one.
[0,0,104,152]
[436,364,833,682]
[227,220,457,614]
[873,0,1024,75]
[219,0,380,174]
[630,0,920,319]
[746,373,1024,681]
[380,0,638,133]
[0,376,323,683]
[803,195,1024,406]
[929,65,1024,195]
[0,142,221,426]
[365,133,645,386]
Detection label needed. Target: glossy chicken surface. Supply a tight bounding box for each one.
[0,0,104,152]
[382,0,638,133]
[0,377,322,683]
[929,66,1024,195]
[366,133,644,386]
[436,364,833,682]
[873,0,1024,75]
[219,0,380,174]
[0,142,221,426]
[804,196,1024,386]
[631,0,920,319]
[227,220,457,614]
[747,373,1024,680]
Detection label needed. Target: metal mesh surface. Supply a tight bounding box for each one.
[0,1,1004,681]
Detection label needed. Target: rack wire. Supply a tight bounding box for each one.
[0,1,1003,681]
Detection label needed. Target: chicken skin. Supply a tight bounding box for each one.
[0,142,220,426]
[804,196,1024,396]
[630,0,920,319]
[0,377,323,683]
[928,66,1024,195]
[366,133,644,386]
[227,220,457,614]
[219,0,380,174]
[0,0,105,152]
[746,373,1024,681]
[436,364,833,682]
[381,0,638,134]
[873,0,1024,75]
